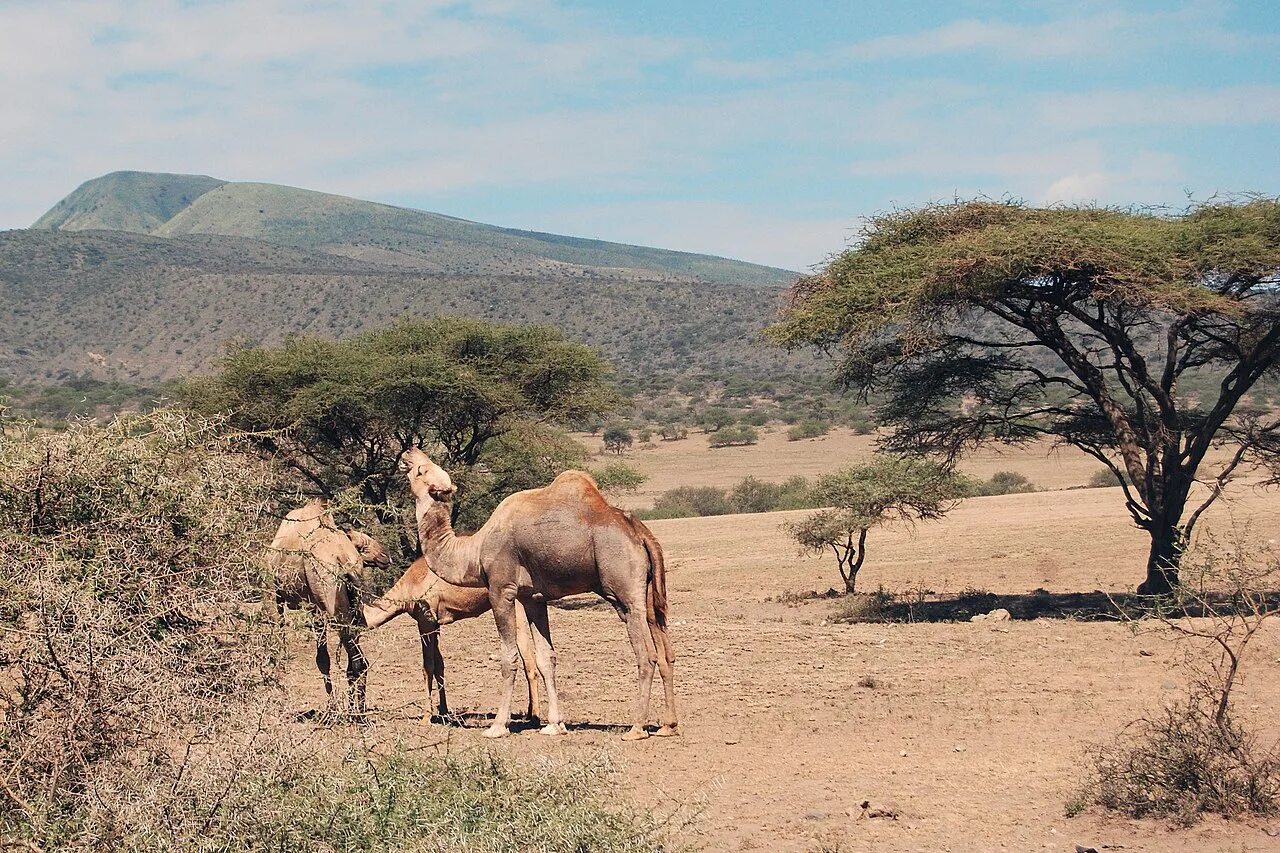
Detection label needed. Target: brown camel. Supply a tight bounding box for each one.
[267,501,389,716]
[363,558,542,724]
[397,447,677,740]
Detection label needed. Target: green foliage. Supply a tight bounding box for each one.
[787,419,830,441]
[966,470,1037,497]
[602,422,634,455]
[589,461,649,495]
[640,475,816,519]
[1088,467,1130,488]
[770,197,1280,592]
[701,406,735,433]
[740,409,769,426]
[787,456,968,591]
[0,376,171,425]
[707,424,758,448]
[647,486,735,519]
[184,317,616,519]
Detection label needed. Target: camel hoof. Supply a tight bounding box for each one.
[540,722,568,737]
[622,726,649,741]
[482,724,510,739]
[655,724,680,737]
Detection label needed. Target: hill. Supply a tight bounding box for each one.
[33,172,794,287]
[31,171,227,234]
[0,228,819,385]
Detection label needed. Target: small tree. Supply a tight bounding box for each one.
[602,423,633,455]
[786,457,967,592]
[701,407,734,433]
[771,199,1280,594]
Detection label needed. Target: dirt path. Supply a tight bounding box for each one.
[287,484,1280,851]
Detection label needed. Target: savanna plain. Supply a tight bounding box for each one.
[286,428,1280,852]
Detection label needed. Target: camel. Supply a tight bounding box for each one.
[397,447,678,741]
[362,558,542,724]
[267,500,389,717]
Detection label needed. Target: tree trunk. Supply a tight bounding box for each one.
[1138,521,1183,596]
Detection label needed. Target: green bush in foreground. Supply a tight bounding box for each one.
[707,425,758,448]
[786,419,829,441]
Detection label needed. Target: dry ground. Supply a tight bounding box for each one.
[286,430,1280,852]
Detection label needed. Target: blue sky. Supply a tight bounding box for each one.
[2,0,1278,270]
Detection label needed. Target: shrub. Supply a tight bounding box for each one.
[1079,535,1280,826]
[660,422,689,441]
[741,409,769,426]
[787,419,830,441]
[1087,468,1129,488]
[708,425,758,447]
[701,407,735,433]
[647,486,733,518]
[589,461,649,494]
[0,410,284,842]
[967,470,1036,497]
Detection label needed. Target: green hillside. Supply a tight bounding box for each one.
[34,172,794,287]
[31,171,227,234]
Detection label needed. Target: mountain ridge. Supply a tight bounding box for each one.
[34,171,795,286]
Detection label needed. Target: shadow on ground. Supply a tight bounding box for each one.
[812,588,1280,624]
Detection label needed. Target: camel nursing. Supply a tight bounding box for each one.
[363,558,542,724]
[398,447,678,740]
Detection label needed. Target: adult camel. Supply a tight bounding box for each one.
[363,558,542,724]
[267,501,389,717]
[397,447,677,740]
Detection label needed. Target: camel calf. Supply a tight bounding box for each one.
[364,558,541,724]
[267,501,388,717]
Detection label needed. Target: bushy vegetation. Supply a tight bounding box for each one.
[602,422,634,455]
[787,419,830,441]
[641,475,815,520]
[965,470,1037,497]
[589,461,649,494]
[0,375,171,425]
[707,424,758,448]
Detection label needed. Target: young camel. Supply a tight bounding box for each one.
[267,501,389,716]
[397,447,677,740]
[363,558,542,724]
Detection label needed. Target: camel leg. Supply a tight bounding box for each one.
[338,625,368,722]
[483,584,520,739]
[522,600,565,736]
[515,605,541,724]
[414,614,447,723]
[650,617,679,737]
[622,603,658,741]
[314,620,336,715]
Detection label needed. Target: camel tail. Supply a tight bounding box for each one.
[641,528,675,664]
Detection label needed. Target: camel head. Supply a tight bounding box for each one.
[398,447,456,503]
[346,529,391,571]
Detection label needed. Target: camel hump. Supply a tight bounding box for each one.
[551,469,599,491]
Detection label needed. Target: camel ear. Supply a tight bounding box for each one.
[428,483,456,501]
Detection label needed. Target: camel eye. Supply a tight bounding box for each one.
[416,465,427,477]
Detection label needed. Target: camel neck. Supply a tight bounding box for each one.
[416,498,483,587]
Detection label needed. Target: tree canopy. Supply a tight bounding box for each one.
[786,456,966,592]
[770,198,1280,593]
[184,317,617,527]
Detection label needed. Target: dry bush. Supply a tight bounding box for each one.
[1081,533,1280,825]
[0,410,285,845]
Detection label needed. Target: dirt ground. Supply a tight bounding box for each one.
[286,433,1280,852]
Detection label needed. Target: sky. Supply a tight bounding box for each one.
[2,0,1279,271]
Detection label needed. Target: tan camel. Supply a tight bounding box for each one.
[397,447,677,740]
[363,558,542,724]
[267,500,389,716]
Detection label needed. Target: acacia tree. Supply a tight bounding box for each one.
[185,317,617,526]
[771,199,1280,594]
[786,457,966,592]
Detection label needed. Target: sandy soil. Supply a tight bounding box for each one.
[286,439,1280,852]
